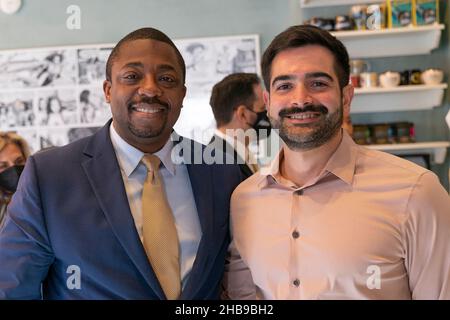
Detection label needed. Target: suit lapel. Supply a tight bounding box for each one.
[81,122,165,299]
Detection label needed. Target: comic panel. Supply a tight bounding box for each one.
[0,49,77,89]
[79,86,111,125]
[175,35,259,91]
[77,47,112,85]
[0,91,35,130]
[174,35,260,143]
[35,89,78,127]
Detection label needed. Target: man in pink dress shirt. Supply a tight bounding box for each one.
[222,25,450,300]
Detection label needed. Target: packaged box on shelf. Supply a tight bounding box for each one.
[414,0,439,25]
[387,0,414,28]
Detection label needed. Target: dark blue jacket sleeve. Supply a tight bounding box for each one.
[0,156,54,299]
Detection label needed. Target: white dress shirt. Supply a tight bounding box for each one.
[109,124,202,289]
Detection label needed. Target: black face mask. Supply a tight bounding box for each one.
[0,165,24,193]
[251,111,272,140]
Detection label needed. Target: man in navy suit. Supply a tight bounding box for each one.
[0,27,242,299]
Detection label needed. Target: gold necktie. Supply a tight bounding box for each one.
[141,154,181,300]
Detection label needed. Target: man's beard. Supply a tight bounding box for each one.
[269,103,343,151]
[128,96,170,138]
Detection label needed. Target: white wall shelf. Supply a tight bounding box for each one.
[330,24,445,58]
[366,141,450,164]
[300,0,383,8]
[351,84,447,114]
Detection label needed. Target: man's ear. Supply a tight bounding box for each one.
[181,84,187,108]
[103,80,112,103]
[342,84,354,118]
[235,105,247,123]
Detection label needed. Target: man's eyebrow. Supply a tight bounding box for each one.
[305,72,334,82]
[120,62,177,73]
[271,72,334,87]
[271,75,295,87]
[157,64,177,73]
[121,62,144,69]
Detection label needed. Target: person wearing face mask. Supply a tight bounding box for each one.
[0,132,30,227]
[209,73,270,179]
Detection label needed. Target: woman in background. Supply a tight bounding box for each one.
[0,132,30,227]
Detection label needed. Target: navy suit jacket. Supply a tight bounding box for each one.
[0,121,242,299]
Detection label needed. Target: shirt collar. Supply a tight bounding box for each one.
[323,130,357,186]
[257,130,357,189]
[110,122,176,177]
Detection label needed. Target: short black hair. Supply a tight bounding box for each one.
[105,27,186,83]
[210,73,260,127]
[262,25,350,91]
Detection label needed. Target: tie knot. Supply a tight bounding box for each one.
[142,154,161,172]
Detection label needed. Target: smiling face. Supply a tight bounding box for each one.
[103,39,186,153]
[264,45,353,151]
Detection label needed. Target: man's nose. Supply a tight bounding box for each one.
[291,83,313,107]
[138,75,162,97]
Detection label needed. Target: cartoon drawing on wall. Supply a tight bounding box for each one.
[216,45,233,75]
[0,50,76,88]
[232,38,257,73]
[174,34,260,143]
[36,90,77,126]
[79,88,111,125]
[0,92,35,128]
[78,48,112,85]
[0,45,110,152]
[185,43,207,73]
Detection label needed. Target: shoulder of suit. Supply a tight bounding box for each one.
[32,134,92,163]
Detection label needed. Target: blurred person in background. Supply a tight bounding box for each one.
[0,132,30,227]
[209,73,269,179]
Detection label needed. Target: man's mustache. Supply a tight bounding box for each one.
[279,105,328,118]
[129,96,170,109]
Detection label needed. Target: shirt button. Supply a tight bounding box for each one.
[294,189,303,195]
[293,279,300,287]
[292,230,300,239]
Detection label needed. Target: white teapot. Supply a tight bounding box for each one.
[421,69,444,85]
[379,71,401,88]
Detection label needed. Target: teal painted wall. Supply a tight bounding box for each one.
[0,0,291,50]
[0,0,448,188]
